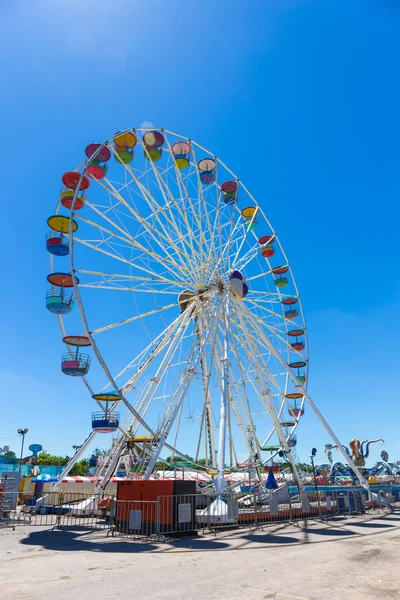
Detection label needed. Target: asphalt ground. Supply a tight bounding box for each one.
[1,510,400,600]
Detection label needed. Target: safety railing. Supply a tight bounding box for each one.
[0,488,381,538]
[112,499,159,539]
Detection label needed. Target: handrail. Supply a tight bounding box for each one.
[61,352,91,365]
[46,288,74,301]
[91,411,120,420]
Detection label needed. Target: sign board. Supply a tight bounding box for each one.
[129,509,142,530]
[269,495,278,516]
[1,472,20,511]
[29,444,43,458]
[178,503,192,524]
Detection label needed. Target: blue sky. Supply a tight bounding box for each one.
[0,0,399,467]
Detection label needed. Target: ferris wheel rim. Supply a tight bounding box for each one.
[50,127,308,473]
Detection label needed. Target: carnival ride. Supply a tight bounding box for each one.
[45,127,371,503]
[325,438,384,467]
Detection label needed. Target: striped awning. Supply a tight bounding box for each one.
[61,476,128,483]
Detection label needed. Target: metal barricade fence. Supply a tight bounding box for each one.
[112,499,158,539]
[0,487,375,536]
[55,493,114,530]
[156,494,241,535]
[0,491,117,529]
[0,491,65,527]
[158,494,208,536]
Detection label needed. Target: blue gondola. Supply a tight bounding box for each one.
[91,411,120,433]
[46,288,74,314]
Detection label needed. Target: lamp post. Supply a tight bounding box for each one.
[311,447,321,514]
[310,448,318,493]
[17,428,28,474]
[72,445,82,454]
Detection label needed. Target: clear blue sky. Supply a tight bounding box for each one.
[1,0,399,466]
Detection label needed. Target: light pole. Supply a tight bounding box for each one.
[17,428,28,474]
[72,445,82,454]
[310,447,318,494]
[310,447,322,514]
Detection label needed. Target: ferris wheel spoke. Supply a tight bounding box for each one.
[90,301,183,336]
[230,313,288,411]
[73,235,193,288]
[211,317,261,462]
[245,298,288,325]
[122,313,195,441]
[79,206,193,284]
[162,134,209,271]
[232,300,300,479]
[124,175,200,277]
[202,165,223,273]
[193,313,219,466]
[141,297,224,477]
[229,211,258,269]
[246,300,302,353]
[199,299,261,468]
[241,299,305,362]
[189,143,220,269]
[247,289,293,300]
[233,304,304,446]
[105,309,192,393]
[122,140,203,272]
[240,300,308,392]
[232,242,260,273]
[229,307,289,435]
[229,314,282,421]
[247,264,288,283]
[75,269,192,292]
[220,214,247,275]
[92,177,193,280]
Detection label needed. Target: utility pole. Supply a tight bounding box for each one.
[17,428,28,474]
[310,447,319,495]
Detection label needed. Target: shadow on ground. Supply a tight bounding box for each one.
[351,522,394,529]
[19,528,230,553]
[17,513,400,554]
[299,526,357,537]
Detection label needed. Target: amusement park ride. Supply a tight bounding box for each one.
[45,127,384,504]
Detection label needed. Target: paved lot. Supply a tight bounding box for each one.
[1,511,400,600]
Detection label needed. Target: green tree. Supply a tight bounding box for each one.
[297,462,313,473]
[70,459,89,476]
[93,447,106,456]
[2,450,17,458]
[37,451,70,467]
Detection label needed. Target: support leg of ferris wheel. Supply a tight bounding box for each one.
[214,295,230,495]
[94,440,127,495]
[241,302,371,497]
[196,315,217,468]
[234,299,304,493]
[48,431,98,492]
[142,299,223,479]
[203,314,256,469]
[95,314,193,494]
[125,307,193,442]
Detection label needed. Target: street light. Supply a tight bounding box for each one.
[72,445,82,454]
[310,448,319,490]
[17,428,28,474]
[310,447,321,513]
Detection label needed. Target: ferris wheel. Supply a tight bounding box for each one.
[45,127,363,492]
